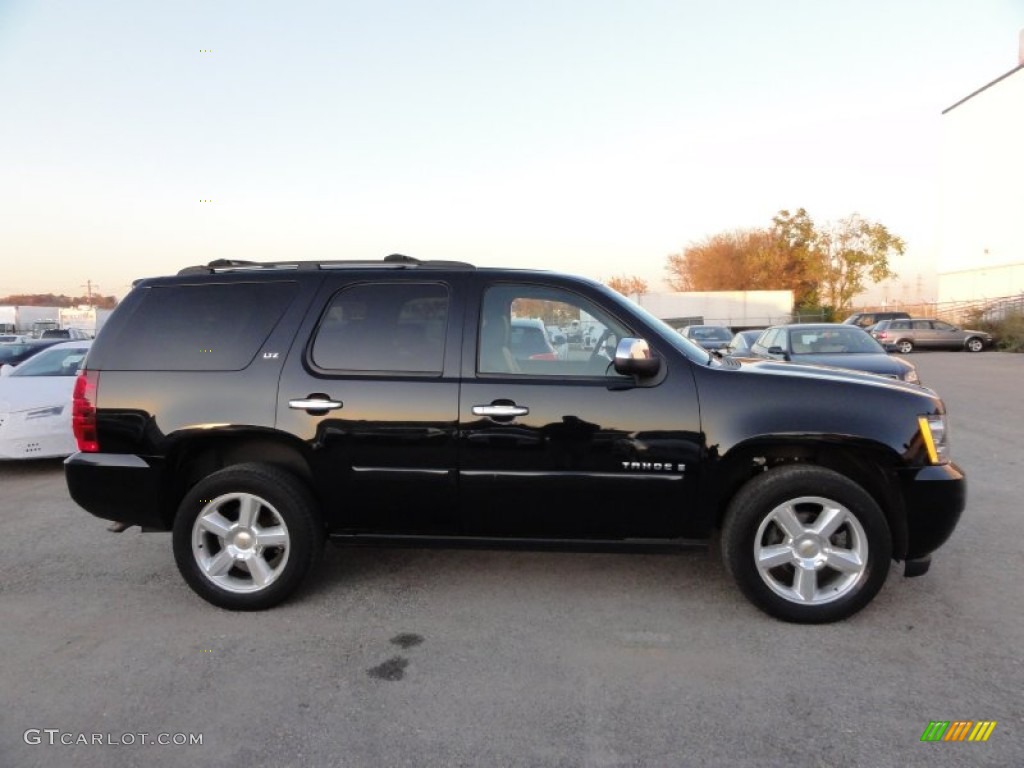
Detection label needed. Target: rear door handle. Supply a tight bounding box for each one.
[289,397,343,411]
[472,404,529,417]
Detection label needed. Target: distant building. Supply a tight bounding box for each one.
[634,290,794,329]
[938,33,1024,307]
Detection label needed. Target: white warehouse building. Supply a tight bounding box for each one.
[938,34,1024,308]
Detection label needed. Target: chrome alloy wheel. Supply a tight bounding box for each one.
[753,496,868,605]
[191,493,291,593]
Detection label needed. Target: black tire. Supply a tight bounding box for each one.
[172,463,324,610]
[895,340,913,354]
[721,465,892,623]
[965,337,984,353]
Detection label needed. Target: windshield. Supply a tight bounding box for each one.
[790,327,885,355]
[10,345,90,377]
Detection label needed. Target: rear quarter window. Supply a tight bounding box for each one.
[95,282,299,371]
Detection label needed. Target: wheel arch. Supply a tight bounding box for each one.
[158,430,316,529]
[709,438,909,560]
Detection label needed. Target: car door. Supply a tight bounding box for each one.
[930,321,962,349]
[913,319,942,350]
[458,276,703,540]
[276,274,465,534]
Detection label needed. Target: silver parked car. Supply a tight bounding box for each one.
[870,318,994,354]
[725,329,763,356]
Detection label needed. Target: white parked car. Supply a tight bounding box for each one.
[0,341,92,459]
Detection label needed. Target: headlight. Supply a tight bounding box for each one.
[904,369,919,384]
[918,414,950,464]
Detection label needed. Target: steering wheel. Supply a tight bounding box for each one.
[588,329,617,373]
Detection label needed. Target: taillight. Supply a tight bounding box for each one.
[72,369,100,452]
[876,332,888,340]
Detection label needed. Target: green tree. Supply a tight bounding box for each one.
[765,208,820,308]
[816,214,902,315]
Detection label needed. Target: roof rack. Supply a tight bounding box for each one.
[176,254,475,275]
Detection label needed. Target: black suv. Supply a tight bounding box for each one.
[65,256,965,623]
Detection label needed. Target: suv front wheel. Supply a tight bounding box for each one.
[722,465,892,623]
[172,463,324,610]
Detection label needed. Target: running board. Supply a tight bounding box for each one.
[326,533,710,554]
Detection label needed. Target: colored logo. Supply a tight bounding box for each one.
[921,721,996,742]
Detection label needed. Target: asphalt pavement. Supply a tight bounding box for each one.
[1,351,1021,767]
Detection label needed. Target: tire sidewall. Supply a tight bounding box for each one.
[172,463,323,610]
[723,466,892,623]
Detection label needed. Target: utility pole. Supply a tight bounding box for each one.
[81,280,98,306]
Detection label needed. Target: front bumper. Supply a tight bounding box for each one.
[898,462,966,560]
[64,452,170,529]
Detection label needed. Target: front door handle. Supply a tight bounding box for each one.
[472,404,529,418]
[289,397,343,411]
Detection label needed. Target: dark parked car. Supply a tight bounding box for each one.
[842,311,910,329]
[0,339,66,372]
[508,318,561,361]
[65,256,964,623]
[40,328,91,340]
[725,330,763,356]
[678,324,733,351]
[870,318,994,354]
[749,324,920,382]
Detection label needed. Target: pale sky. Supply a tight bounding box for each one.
[1,0,1021,301]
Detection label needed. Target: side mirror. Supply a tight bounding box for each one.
[613,338,660,378]
[767,345,790,361]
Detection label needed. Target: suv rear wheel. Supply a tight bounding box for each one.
[895,340,913,354]
[172,463,324,610]
[722,465,892,623]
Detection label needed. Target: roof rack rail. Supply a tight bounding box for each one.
[176,254,475,275]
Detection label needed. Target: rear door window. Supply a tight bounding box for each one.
[310,282,449,374]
